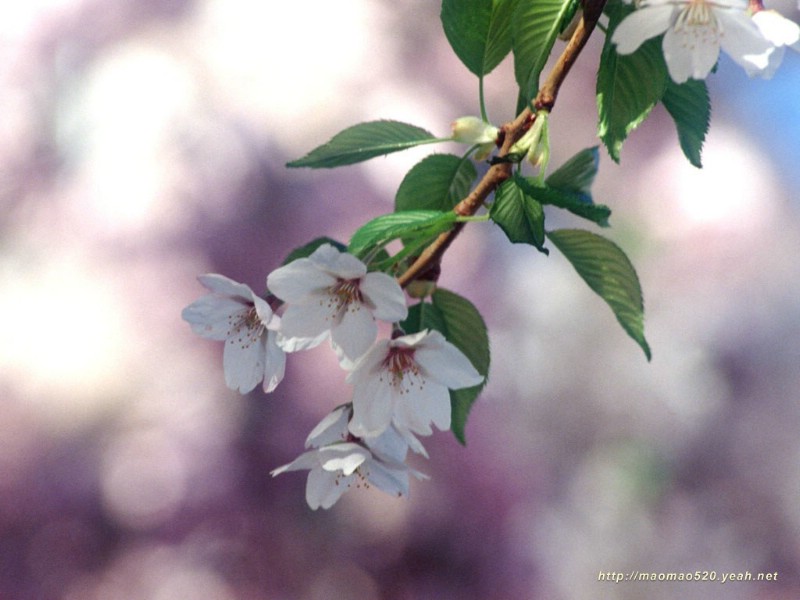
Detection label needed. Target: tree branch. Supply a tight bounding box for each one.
[397,0,608,289]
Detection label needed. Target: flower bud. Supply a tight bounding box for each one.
[451,116,499,145]
[406,279,437,299]
[527,115,550,169]
[509,110,550,171]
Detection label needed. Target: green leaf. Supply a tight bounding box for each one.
[545,146,599,194]
[490,177,548,252]
[518,175,611,227]
[395,153,478,212]
[547,228,651,360]
[287,120,440,169]
[433,289,490,445]
[441,0,514,76]
[400,301,447,339]
[513,0,576,102]
[596,5,668,162]
[661,78,710,168]
[280,237,347,265]
[348,210,457,259]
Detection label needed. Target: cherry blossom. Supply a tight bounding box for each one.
[271,406,427,510]
[611,0,773,83]
[746,10,800,78]
[347,330,484,439]
[182,274,285,393]
[267,244,407,362]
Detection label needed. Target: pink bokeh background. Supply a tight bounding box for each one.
[2,1,800,598]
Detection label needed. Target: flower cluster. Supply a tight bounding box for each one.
[182,244,483,509]
[611,0,800,84]
[270,406,428,510]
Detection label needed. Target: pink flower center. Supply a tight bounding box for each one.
[676,0,717,31]
[382,347,426,394]
[227,305,264,350]
[328,278,364,315]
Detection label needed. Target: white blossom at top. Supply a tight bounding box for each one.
[346,329,484,439]
[745,10,800,78]
[271,406,427,510]
[182,274,285,393]
[611,0,774,83]
[267,244,408,362]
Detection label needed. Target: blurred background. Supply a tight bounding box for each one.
[2,1,800,598]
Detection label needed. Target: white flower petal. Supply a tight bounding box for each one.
[364,424,410,463]
[663,20,721,82]
[422,383,452,432]
[267,259,337,303]
[331,303,377,360]
[270,450,319,476]
[414,332,483,389]
[262,331,286,393]
[309,244,367,279]
[718,10,775,71]
[222,327,266,393]
[360,272,408,321]
[349,373,394,437]
[391,424,430,458]
[306,465,348,510]
[395,381,451,435]
[251,295,274,325]
[181,297,246,340]
[744,45,784,78]
[197,273,254,300]
[280,301,339,346]
[393,387,434,436]
[612,6,675,54]
[410,467,430,482]
[346,339,391,382]
[332,344,358,371]
[390,329,429,349]
[753,10,800,47]
[363,460,410,498]
[276,330,329,352]
[320,444,369,475]
[306,406,350,448]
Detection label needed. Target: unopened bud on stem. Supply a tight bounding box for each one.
[509,110,550,173]
[451,116,499,144]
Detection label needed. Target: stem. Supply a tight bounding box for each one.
[397,0,608,288]
[535,0,605,112]
[456,214,491,223]
[479,76,489,123]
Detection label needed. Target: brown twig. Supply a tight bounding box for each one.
[397,0,608,289]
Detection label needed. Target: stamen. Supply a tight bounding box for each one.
[355,466,371,489]
[381,347,426,395]
[226,305,265,350]
[326,278,365,318]
[673,0,720,49]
